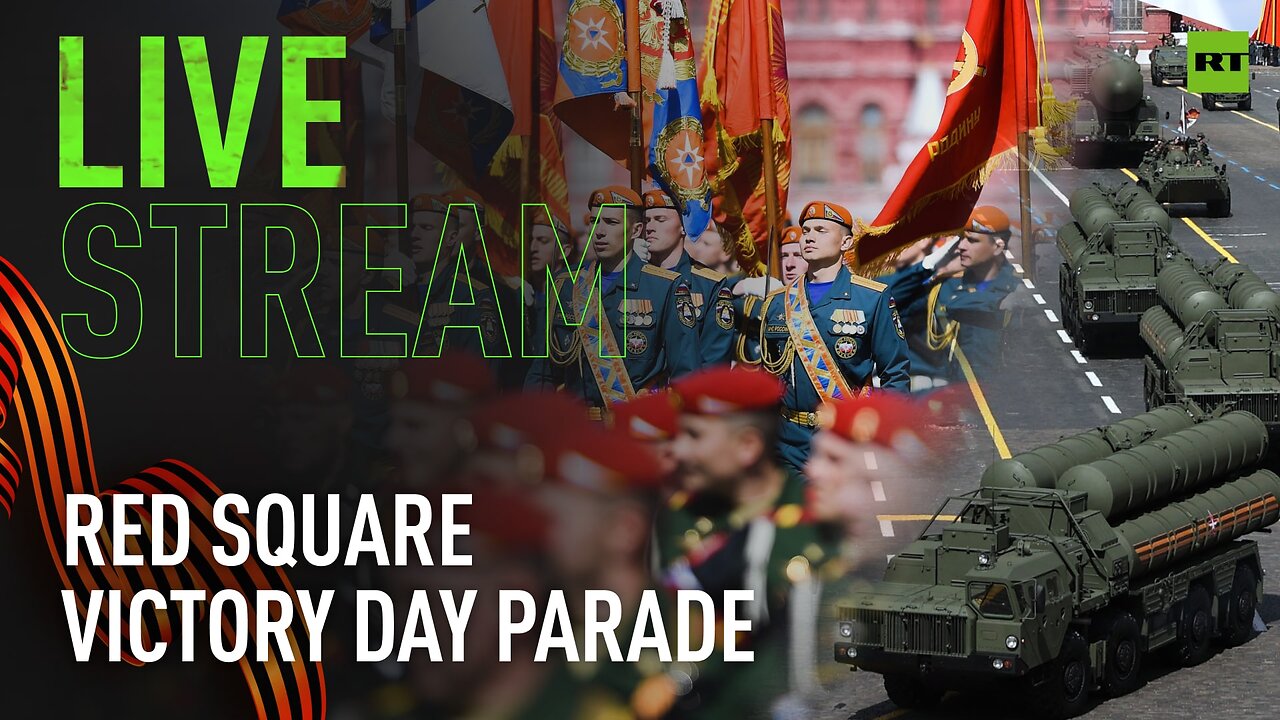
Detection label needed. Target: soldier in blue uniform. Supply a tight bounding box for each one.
[526,186,700,419]
[738,200,911,472]
[520,207,573,359]
[881,206,1020,385]
[642,189,736,365]
[375,193,509,359]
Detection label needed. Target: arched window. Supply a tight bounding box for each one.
[858,104,886,185]
[796,104,833,183]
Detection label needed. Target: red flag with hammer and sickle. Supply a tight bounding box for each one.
[854,0,1038,266]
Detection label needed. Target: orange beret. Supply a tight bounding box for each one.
[643,189,678,210]
[389,353,496,405]
[800,201,854,230]
[409,193,449,215]
[966,206,1012,236]
[589,185,644,209]
[816,393,922,449]
[672,366,785,415]
[444,188,485,207]
[610,391,680,441]
[527,206,572,240]
[780,226,802,246]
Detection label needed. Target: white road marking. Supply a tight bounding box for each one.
[1086,371,1102,387]
[1004,250,1015,260]
[1071,350,1087,364]
[1044,309,1059,322]
[871,481,887,503]
[1023,278,1036,289]
[1058,329,1073,343]
[1033,293,1046,305]
[879,519,895,537]
[864,451,879,471]
[1030,162,1071,207]
[887,554,896,564]
[1012,263,1024,274]
[1102,396,1122,414]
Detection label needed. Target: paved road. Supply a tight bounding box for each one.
[818,67,1280,720]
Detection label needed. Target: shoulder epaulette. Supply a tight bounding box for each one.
[642,264,681,281]
[850,274,887,292]
[692,266,727,282]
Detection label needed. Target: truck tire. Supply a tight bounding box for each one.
[1208,198,1231,218]
[1025,630,1091,719]
[1221,564,1259,647]
[1204,95,1217,111]
[883,673,943,709]
[1170,584,1214,666]
[1241,97,1252,111]
[1152,71,1163,87]
[1095,611,1143,696]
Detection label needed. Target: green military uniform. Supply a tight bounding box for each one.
[654,470,840,719]
[526,254,700,413]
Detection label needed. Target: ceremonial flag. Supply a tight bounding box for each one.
[277,0,373,40]
[554,1,712,239]
[370,0,429,45]
[1176,95,1201,134]
[699,0,792,274]
[1256,0,1278,45]
[855,0,1038,265]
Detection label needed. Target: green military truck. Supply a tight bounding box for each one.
[834,408,1277,719]
[1058,183,1182,354]
[1150,42,1186,87]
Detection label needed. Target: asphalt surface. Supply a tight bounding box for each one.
[817,67,1280,720]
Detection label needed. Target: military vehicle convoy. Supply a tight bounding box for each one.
[1149,39,1186,87]
[1136,136,1232,217]
[834,408,1278,719]
[1142,259,1280,426]
[1203,86,1253,111]
[1057,182,1180,353]
[1069,48,1161,166]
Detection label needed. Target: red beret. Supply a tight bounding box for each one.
[468,392,593,452]
[610,391,680,441]
[801,201,854,230]
[389,353,496,405]
[780,226,802,246]
[276,363,352,405]
[672,366,785,415]
[454,487,549,553]
[642,189,678,210]
[409,193,449,215]
[536,424,665,494]
[815,393,922,449]
[588,186,644,210]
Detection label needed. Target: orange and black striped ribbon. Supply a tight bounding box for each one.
[0,257,325,719]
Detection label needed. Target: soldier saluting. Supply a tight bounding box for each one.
[739,201,910,471]
[526,186,700,419]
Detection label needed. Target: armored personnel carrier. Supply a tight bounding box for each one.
[1149,38,1186,87]
[834,409,1277,719]
[1142,259,1280,425]
[1136,135,1231,217]
[1057,183,1181,354]
[1069,48,1161,166]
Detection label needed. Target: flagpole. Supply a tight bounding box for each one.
[1015,2,1035,284]
[762,119,782,284]
[626,0,645,195]
[393,0,410,253]
[522,0,542,207]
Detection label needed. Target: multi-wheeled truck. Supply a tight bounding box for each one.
[834,407,1277,718]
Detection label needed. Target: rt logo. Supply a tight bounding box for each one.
[1188,31,1250,93]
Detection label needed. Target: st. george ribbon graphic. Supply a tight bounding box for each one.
[0,256,325,719]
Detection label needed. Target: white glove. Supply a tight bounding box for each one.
[633,236,653,262]
[922,237,961,271]
[733,276,784,297]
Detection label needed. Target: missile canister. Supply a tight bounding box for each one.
[1140,306,1187,359]
[1058,411,1267,520]
[1069,186,1122,239]
[1057,221,1090,266]
[1116,469,1280,578]
[1091,56,1144,113]
[980,405,1197,489]
[1156,262,1227,328]
[1114,184,1173,235]
[1211,263,1280,317]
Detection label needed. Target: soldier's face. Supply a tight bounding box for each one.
[410,211,454,265]
[644,209,686,255]
[453,208,479,246]
[957,232,1003,268]
[801,220,854,263]
[781,244,808,284]
[590,206,640,264]
[528,224,559,275]
[673,415,763,494]
[804,432,875,532]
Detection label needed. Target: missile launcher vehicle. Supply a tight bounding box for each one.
[1143,259,1280,425]
[1057,183,1181,354]
[1069,48,1161,166]
[1136,135,1232,217]
[834,410,1277,719]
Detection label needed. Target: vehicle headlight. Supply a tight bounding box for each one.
[1005,634,1019,650]
[992,658,1005,669]
[1083,300,1094,310]
[978,551,993,567]
[839,622,853,638]
[845,646,858,658]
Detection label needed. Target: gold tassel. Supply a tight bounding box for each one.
[488,135,525,177]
